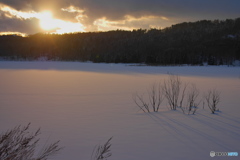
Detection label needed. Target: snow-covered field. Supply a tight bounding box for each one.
[0,61,239,160]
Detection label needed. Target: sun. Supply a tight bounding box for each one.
[39,11,57,31]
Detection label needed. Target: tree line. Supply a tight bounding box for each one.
[0,18,240,65]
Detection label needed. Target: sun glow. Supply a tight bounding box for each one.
[0,4,85,34]
[39,11,57,31]
[38,11,85,33]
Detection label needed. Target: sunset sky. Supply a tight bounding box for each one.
[0,0,240,35]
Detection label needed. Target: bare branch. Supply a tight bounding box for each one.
[205,89,220,114]
[133,82,164,113]
[163,75,182,110]
[187,84,200,115]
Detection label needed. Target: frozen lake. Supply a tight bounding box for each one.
[0,61,239,160]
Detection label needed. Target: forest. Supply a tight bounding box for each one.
[0,18,240,65]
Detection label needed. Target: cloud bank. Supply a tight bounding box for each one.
[0,0,240,35]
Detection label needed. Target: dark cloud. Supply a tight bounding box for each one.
[0,0,68,11]
[0,0,240,34]
[1,0,240,19]
[71,0,240,20]
[0,17,42,34]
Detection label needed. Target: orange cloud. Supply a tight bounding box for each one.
[93,15,171,31]
[0,31,27,37]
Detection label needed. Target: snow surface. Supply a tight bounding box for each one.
[0,61,239,160]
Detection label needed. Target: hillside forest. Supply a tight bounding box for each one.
[0,18,240,65]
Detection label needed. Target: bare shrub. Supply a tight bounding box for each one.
[0,123,62,160]
[91,137,113,160]
[187,84,200,114]
[148,83,165,112]
[133,83,164,113]
[132,75,223,116]
[133,75,220,116]
[162,75,187,111]
[205,89,220,114]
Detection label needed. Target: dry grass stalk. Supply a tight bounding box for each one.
[91,137,113,160]
[0,123,62,160]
